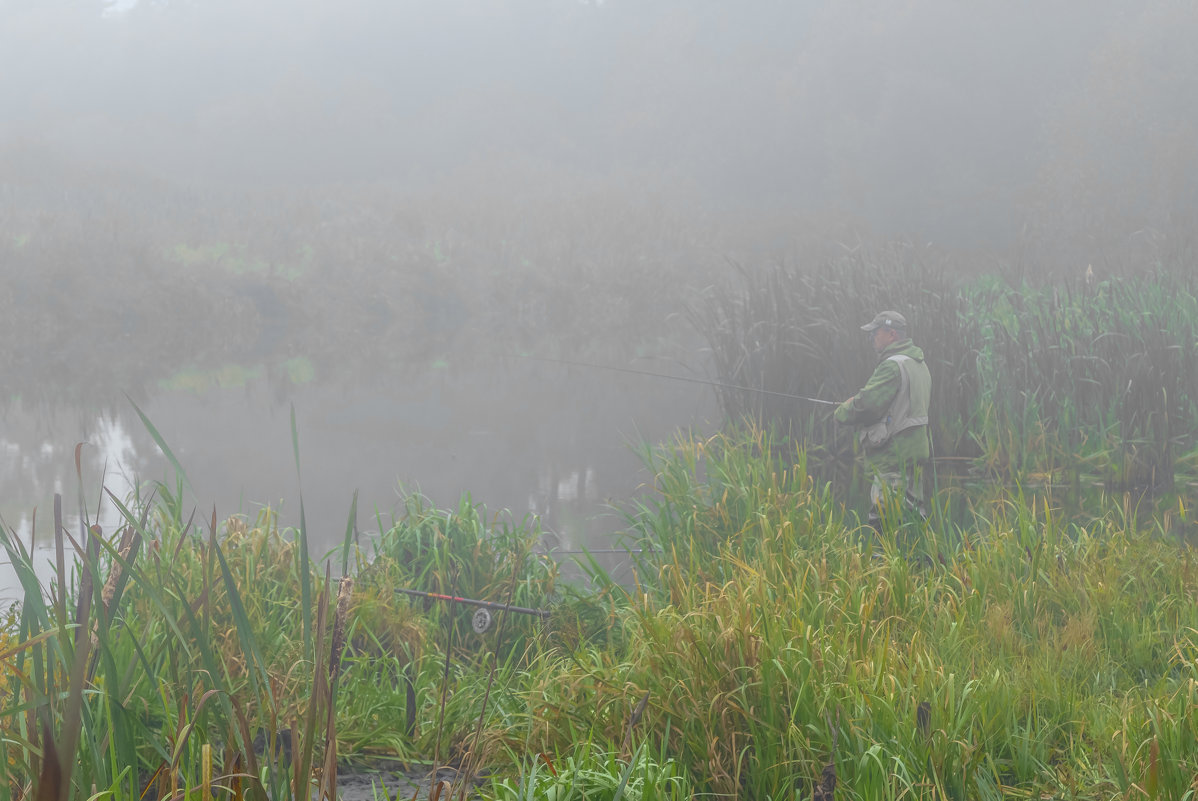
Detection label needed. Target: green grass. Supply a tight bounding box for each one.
[2,427,1197,799]
[488,744,695,801]
[522,426,1198,800]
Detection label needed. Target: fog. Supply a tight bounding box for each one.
[1,1,1196,560]
[8,1,1197,247]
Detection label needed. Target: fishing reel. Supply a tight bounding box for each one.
[471,607,492,634]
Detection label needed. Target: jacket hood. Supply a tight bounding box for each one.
[879,339,925,362]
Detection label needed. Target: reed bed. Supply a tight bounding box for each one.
[694,252,1198,500]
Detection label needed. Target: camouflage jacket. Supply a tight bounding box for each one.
[833,339,931,471]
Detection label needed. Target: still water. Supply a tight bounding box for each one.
[0,355,718,598]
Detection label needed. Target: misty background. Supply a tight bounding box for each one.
[2,0,1196,564]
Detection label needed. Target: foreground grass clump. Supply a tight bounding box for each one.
[2,426,1196,800]
[489,744,694,801]
[0,502,359,801]
[0,488,572,799]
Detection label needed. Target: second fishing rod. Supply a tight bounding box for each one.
[511,353,839,407]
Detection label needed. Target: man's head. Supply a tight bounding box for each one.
[860,310,908,353]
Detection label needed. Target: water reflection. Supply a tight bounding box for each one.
[0,356,717,598]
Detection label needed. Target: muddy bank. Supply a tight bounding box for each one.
[335,761,486,801]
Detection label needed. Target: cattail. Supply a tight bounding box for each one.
[328,577,354,685]
[812,757,836,801]
[621,691,650,756]
[201,743,212,801]
[90,527,140,651]
[812,720,839,801]
[37,723,62,801]
[916,700,931,738]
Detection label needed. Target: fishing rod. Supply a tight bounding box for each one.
[514,354,839,407]
[395,587,550,621]
[508,354,991,474]
[535,548,651,555]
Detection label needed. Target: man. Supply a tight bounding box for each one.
[834,310,931,532]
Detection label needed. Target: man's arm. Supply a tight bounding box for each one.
[834,359,901,425]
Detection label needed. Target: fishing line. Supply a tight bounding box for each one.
[508,353,839,407]
[505,352,982,466]
[501,353,1049,477]
[534,548,650,555]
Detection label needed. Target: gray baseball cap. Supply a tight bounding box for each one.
[860,311,907,332]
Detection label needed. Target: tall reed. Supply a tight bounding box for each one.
[695,253,1198,499]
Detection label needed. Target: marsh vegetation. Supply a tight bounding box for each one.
[4,254,1198,800]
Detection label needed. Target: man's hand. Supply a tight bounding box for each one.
[834,397,855,424]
